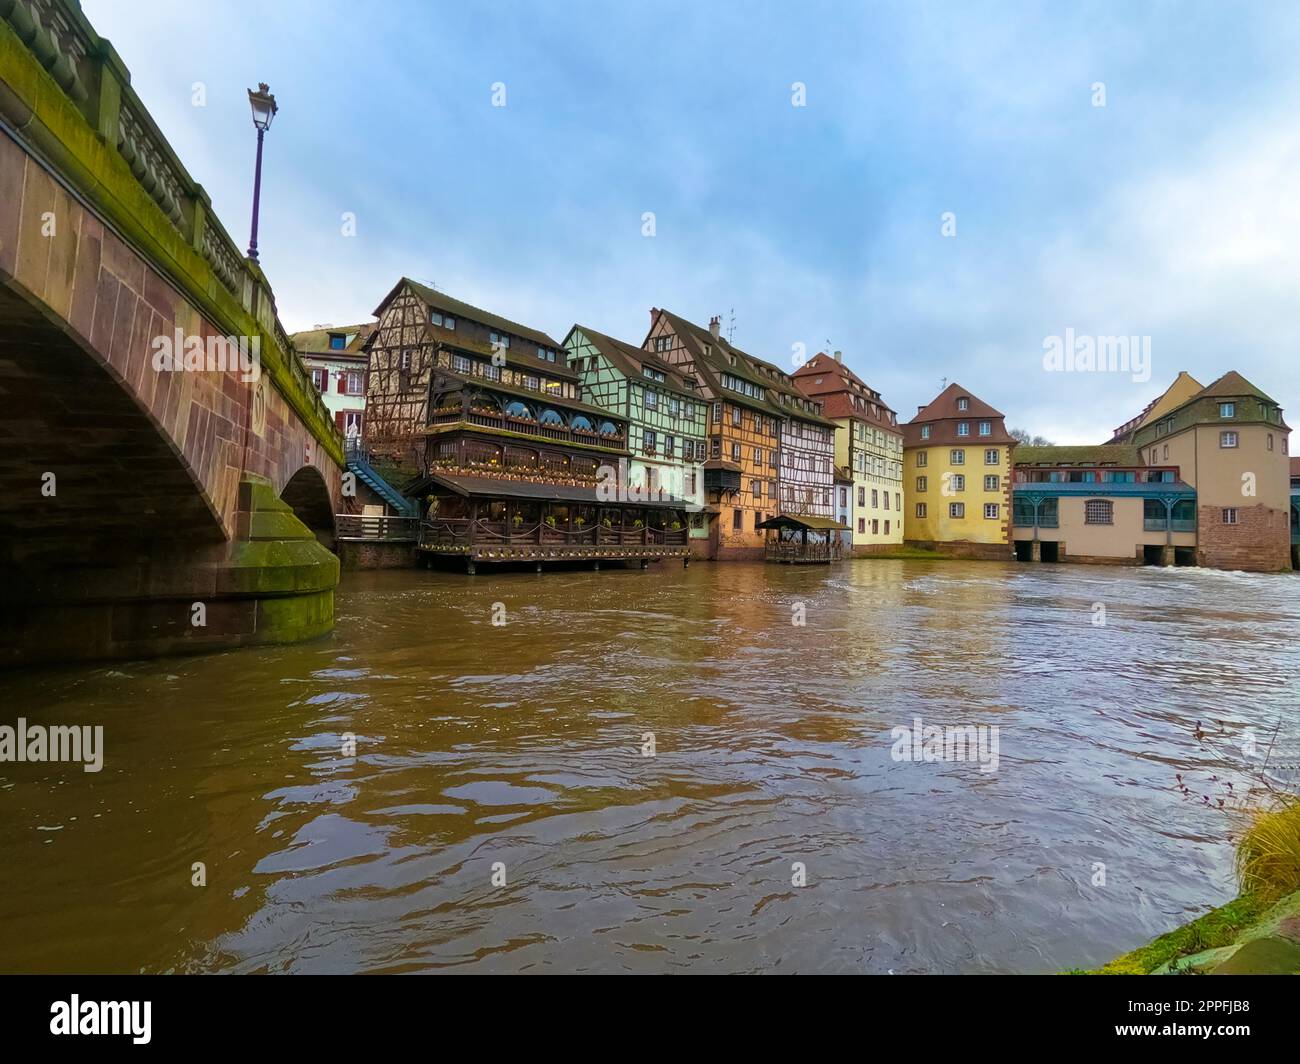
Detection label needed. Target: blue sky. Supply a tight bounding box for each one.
[84,0,1300,444]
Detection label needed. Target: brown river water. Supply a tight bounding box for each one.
[2,560,1297,974]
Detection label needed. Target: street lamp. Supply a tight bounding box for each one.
[245,82,278,262]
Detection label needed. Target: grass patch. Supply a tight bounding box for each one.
[1236,797,1300,902]
[1081,894,1268,975]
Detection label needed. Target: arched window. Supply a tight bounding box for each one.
[539,408,564,426]
[571,415,594,432]
[505,400,532,419]
[598,420,618,436]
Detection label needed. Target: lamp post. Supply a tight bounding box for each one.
[245,82,278,262]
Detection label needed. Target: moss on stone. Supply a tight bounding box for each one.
[1085,894,1269,975]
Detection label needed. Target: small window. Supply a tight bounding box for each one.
[950,449,965,465]
[1084,499,1114,525]
[1222,508,1238,525]
[310,367,327,392]
[978,421,991,436]
[916,451,928,468]
[731,442,741,462]
[752,480,762,499]
[346,370,364,395]
[949,502,965,518]
[983,503,999,520]
[984,449,1000,465]
[858,518,866,532]
[920,425,931,439]
[916,476,928,492]
[950,474,965,492]
[984,474,999,492]
[451,354,472,374]
[733,509,743,530]
[1219,402,1236,418]
[957,422,970,436]
[915,503,927,518]
[956,397,969,411]
[1220,431,1239,448]
[328,333,345,350]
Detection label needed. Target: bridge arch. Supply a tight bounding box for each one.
[281,464,337,547]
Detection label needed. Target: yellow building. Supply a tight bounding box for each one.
[903,383,1015,558]
[792,352,904,552]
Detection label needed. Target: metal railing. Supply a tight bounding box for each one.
[336,514,420,541]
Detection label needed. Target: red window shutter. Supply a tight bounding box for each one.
[337,374,346,393]
[335,411,346,430]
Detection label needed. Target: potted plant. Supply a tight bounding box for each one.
[633,518,644,528]
[545,515,557,528]
[602,517,612,528]
[574,516,586,528]
[670,520,682,530]
[513,513,524,528]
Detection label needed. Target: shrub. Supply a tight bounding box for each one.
[1237,797,1300,901]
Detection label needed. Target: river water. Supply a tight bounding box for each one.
[2,560,1297,973]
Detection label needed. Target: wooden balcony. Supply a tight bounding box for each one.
[418,518,689,566]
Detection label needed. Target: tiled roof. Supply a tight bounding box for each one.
[567,325,699,396]
[1107,371,1204,442]
[1193,370,1276,403]
[792,351,899,430]
[381,277,563,351]
[290,323,374,357]
[653,309,837,428]
[902,382,1015,447]
[1015,444,1143,467]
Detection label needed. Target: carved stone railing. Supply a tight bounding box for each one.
[0,0,343,465]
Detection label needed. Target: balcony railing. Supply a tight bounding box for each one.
[420,519,688,552]
[426,409,624,447]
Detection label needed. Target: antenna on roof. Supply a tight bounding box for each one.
[941,376,948,391]
[417,278,439,290]
[726,308,736,345]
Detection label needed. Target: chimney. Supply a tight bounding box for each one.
[833,350,842,362]
[649,307,658,327]
[918,405,925,414]
[709,315,721,339]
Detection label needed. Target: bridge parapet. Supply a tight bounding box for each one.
[0,0,340,466]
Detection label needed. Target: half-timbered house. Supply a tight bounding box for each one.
[563,325,707,534]
[641,309,839,559]
[367,279,688,570]
[793,351,905,553]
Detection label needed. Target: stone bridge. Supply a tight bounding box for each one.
[0,0,343,665]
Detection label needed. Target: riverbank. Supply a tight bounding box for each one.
[1079,890,1300,974]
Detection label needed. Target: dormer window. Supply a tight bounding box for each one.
[536,346,557,362]
[490,331,511,349]
[430,312,455,330]
[328,333,345,350]
[1219,402,1236,418]
[921,425,931,439]
[956,397,969,411]
[957,422,970,436]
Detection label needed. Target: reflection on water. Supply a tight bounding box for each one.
[1,560,1297,973]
